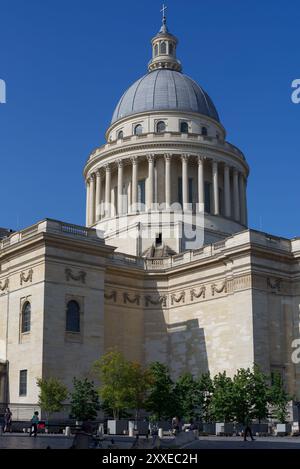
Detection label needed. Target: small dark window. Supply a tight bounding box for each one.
[19,370,27,396]
[155,233,162,247]
[154,44,159,56]
[134,124,143,135]
[169,43,174,55]
[180,121,189,133]
[66,300,80,333]
[117,130,123,139]
[160,41,167,54]
[21,302,31,333]
[201,126,208,136]
[156,121,166,133]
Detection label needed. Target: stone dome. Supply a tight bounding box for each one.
[111,69,220,124]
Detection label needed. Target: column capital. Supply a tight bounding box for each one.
[116,159,124,168]
[164,153,172,161]
[181,153,190,162]
[233,167,239,176]
[147,154,155,162]
[197,155,205,164]
[104,163,111,173]
[96,169,102,178]
[131,156,138,165]
[89,173,96,181]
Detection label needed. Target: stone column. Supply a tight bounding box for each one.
[181,154,189,211]
[212,160,219,215]
[105,164,111,218]
[95,170,102,221]
[239,173,247,225]
[147,154,154,210]
[165,154,171,208]
[117,159,123,216]
[197,156,204,212]
[131,156,138,212]
[224,164,231,218]
[233,168,240,222]
[89,173,95,225]
[86,179,90,226]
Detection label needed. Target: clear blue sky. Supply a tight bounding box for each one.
[0,0,299,238]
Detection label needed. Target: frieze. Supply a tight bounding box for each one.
[123,292,140,305]
[20,269,33,286]
[104,290,117,302]
[65,268,86,284]
[0,278,9,292]
[171,291,185,305]
[190,286,206,301]
[144,295,167,308]
[211,280,227,296]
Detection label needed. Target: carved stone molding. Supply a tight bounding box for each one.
[20,269,33,286]
[123,292,140,305]
[0,278,9,292]
[104,291,117,302]
[171,291,185,305]
[190,286,206,301]
[267,277,281,292]
[144,295,167,308]
[65,268,86,284]
[211,280,227,296]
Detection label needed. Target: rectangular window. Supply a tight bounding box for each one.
[188,178,193,204]
[204,182,211,213]
[137,179,145,207]
[19,370,27,396]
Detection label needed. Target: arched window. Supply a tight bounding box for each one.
[169,43,174,56]
[201,126,208,136]
[154,44,159,57]
[21,302,31,333]
[180,121,189,133]
[117,130,124,139]
[156,121,166,133]
[160,41,167,54]
[66,300,80,333]
[134,124,143,135]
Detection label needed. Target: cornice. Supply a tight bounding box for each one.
[84,139,249,178]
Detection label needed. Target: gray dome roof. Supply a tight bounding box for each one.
[111,69,220,124]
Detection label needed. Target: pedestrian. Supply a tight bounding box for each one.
[29,411,39,437]
[171,416,180,435]
[4,407,12,433]
[243,416,255,441]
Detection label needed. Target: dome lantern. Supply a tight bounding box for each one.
[148,5,182,73]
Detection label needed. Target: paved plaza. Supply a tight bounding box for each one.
[1,434,300,449]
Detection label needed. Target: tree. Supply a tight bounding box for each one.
[250,365,269,422]
[70,378,100,421]
[268,372,290,423]
[145,362,177,421]
[37,377,68,421]
[174,373,200,421]
[232,368,254,424]
[209,372,234,422]
[93,350,135,420]
[198,373,214,422]
[126,362,152,423]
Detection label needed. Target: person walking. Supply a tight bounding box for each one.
[4,407,12,433]
[29,411,39,437]
[243,416,255,441]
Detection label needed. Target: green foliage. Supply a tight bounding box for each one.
[174,373,200,421]
[250,365,269,422]
[93,350,145,420]
[70,378,100,421]
[198,373,214,422]
[268,372,290,423]
[145,362,177,421]
[209,372,235,422]
[37,377,68,420]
